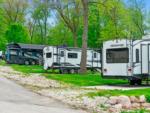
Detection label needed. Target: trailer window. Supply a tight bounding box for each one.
[46,53,52,58]
[60,51,64,57]
[136,49,139,63]
[68,53,78,59]
[94,53,97,58]
[10,50,18,55]
[106,48,129,63]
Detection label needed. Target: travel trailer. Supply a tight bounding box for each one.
[102,35,150,85]
[0,51,2,59]
[43,46,101,73]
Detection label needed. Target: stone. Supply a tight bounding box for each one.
[108,107,119,113]
[131,103,140,109]
[146,108,150,111]
[141,103,150,108]
[113,104,122,110]
[94,96,108,105]
[139,95,146,103]
[107,96,118,105]
[117,95,131,109]
[130,96,139,103]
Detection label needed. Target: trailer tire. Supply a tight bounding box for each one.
[129,80,135,85]
[61,69,68,74]
[31,61,36,65]
[70,69,75,74]
[25,61,30,65]
[137,79,142,85]
[75,69,79,74]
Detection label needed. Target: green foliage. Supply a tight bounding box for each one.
[43,74,127,86]
[0,0,148,49]
[0,60,6,66]
[47,22,74,46]
[121,109,150,113]
[97,0,131,42]
[146,95,150,103]
[11,65,45,74]
[88,4,101,48]
[5,23,30,43]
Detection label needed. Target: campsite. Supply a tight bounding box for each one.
[0,0,150,113]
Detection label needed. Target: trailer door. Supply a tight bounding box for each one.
[141,44,149,74]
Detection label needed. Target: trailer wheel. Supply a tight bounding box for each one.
[70,69,75,74]
[60,69,68,74]
[129,80,135,85]
[25,61,30,65]
[75,69,79,74]
[31,61,36,65]
[137,79,142,85]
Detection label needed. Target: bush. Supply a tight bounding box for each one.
[146,95,150,103]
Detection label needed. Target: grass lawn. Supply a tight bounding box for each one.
[11,64,47,74]
[0,61,127,86]
[43,73,128,86]
[0,60,7,66]
[121,109,150,113]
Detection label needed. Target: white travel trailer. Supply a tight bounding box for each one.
[43,46,101,73]
[0,51,2,59]
[102,35,150,85]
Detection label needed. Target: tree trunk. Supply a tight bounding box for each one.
[44,18,47,44]
[80,0,88,74]
[38,20,44,44]
[73,32,78,47]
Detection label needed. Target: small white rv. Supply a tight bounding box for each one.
[102,35,150,85]
[43,46,101,73]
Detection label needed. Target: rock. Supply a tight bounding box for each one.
[108,106,120,113]
[130,96,139,103]
[82,96,93,107]
[95,96,108,105]
[141,103,150,108]
[103,104,111,108]
[113,104,122,110]
[107,96,118,105]
[139,95,146,103]
[108,107,118,113]
[146,108,150,111]
[118,95,131,109]
[131,103,140,109]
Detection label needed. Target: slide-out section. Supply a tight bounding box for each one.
[141,44,149,75]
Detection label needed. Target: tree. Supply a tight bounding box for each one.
[53,0,81,47]
[27,18,36,44]
[47,22,73,46]
[88,4,100,48]
[30,0,51,44]
[5,23,30,43]
[97,0,126,40]
[80,0,88,74]
[0,0,8,50]
[127,0,146,39]
[2,0,28,24]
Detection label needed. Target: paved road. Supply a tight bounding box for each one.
[0,76,86,113]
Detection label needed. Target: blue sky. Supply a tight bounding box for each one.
[145,0,150,10]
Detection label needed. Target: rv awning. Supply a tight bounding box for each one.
[7,43,46,50]
[18,43,46,50]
